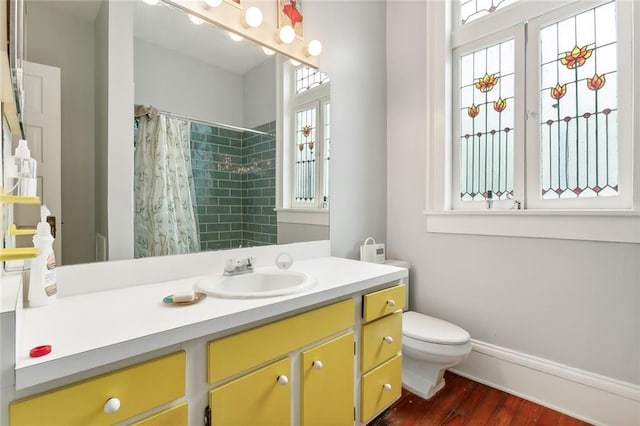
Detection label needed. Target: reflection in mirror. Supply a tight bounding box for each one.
[16,0,329,266]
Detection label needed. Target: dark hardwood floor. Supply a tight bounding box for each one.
[369,372,592,426]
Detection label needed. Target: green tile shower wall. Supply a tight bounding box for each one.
[191,121,277,251]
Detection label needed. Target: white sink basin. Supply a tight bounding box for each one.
[195,269,316,298]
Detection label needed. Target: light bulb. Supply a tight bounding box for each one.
[306,40,322,57]
[289,59,301,66]
[143,0,159,5]
[189,15,204,25]
[204,0,223,7]
[262,47,275,56]
[228,32,244,42]
[279,25,296,44]
[244,7,263,28]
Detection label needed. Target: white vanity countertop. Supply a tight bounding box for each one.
[15,256,407,390]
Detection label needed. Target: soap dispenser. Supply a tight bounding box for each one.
[3,139,37,196]
[28,205,57,307]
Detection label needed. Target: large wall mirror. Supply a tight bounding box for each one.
[6,0,329,267]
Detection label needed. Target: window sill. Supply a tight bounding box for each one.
[276,208,329,226]
[424,209,640,243]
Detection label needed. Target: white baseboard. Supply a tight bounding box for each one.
[450,339,640,426]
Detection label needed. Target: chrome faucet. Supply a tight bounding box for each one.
[223,257,255,276]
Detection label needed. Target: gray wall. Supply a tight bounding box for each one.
[386,1,640,385]
[278,223,329,244]
[94,0,109,263]
[134,38,244,127]
[26,1,96,265]
[304,0,388,260]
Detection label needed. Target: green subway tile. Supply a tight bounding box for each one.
[207,134,231,146]
[207,206,230,214]
[208,223,231,232]
[220,231,242,240]
[219,128,243,139]
[219,197,242,206]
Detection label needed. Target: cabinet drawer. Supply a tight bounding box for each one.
[129,402,188,426]
[209,358,291,426]
[363,284,406,323]
[208,299,353,383]
[360,354,402,424]
[361,311,402,372]
[301,332,354,426]
[9,351,186,426]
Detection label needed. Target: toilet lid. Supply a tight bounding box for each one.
[403,311,470,345]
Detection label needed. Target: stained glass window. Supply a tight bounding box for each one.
[460,0,519,25]
[295,67,330,95]
[294,106,317,203]
[459,39,515,201]
[539,2,618,199]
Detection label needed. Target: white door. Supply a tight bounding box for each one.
[14,61,62,263]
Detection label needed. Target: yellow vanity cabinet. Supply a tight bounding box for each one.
[301,332,355,426]
[129,401,188,426]
[360,284,406,424]
[9,351,186,426]
[209,358,291,425]
[206,299,355,426]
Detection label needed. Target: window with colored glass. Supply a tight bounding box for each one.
[452,0,632,210]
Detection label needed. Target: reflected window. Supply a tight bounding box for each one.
[287,64,330,209]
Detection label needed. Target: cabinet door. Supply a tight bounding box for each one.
[301,332,354,426]
[9,351,185,426]
[209,358,291,426]
[361,311,402,372]
[361,355,402,424]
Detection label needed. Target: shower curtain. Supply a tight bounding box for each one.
[134,106,200,258]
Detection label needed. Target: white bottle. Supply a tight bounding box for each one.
[29,205,57,307]
[3,139,37,196]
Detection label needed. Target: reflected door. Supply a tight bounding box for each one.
[14,61,61,262]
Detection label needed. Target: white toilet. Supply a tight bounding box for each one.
[401,311,472,399]
[383,260,472,399]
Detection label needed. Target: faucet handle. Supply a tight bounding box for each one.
[224,259,236,273]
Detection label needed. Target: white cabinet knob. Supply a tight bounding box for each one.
[383,336,394,344]
[383,383,392,391]
[386,299,396,307]
[103,397,121,414]
[277,375,289,385]
[312,360,323,370]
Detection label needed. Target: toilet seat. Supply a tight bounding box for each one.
[403,311,470,345]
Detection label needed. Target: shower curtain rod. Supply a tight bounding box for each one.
[159,110,272,136]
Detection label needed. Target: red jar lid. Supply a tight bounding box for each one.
[29,345,52,357]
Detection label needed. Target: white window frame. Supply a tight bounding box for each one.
[275,59,330,227]
[424,0,640,243]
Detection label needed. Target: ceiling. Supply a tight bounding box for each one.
[42,0,268,75]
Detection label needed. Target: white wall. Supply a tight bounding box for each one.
[386,0,640,389]
[107,1,135,261]
[243,57,276,129]
[134,38,244,127]
[304,0,388,260]
[26,2,96,265]
[94,0,109,261]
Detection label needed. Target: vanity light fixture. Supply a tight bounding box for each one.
[306,40,322,57]
[189,14,204,25]
[143,0,159,5]
[262,47,276,56]
[204,0,223,7]
[244,7,263,28]
[278,25,296,44]
[228,32,244,42]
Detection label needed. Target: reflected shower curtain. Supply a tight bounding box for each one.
[134,111,200,257]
